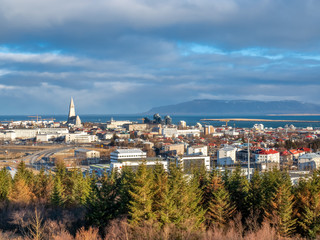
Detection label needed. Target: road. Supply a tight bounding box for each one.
[23,146,74,169]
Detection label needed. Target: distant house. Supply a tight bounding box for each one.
[74,149,100,165]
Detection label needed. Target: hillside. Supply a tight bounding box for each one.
[144,99,320,116]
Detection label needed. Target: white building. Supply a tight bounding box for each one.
[162,127,178,138]
[0,128,69,141]
[177,155,211,172]
[187,145,208,156]
[75,149,100,164]
[110,148,147,162]
[217,145,237,166]
[253,124,265,131]
[106,118,132,129]
[110,149,167,171]
[298,153,320,170]
[177,129,201,137]
[255,149,280,163]
[179,120,187,128]
[65,132,97,143]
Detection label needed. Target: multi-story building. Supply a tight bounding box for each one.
[298,153,320,170]
[74,148,100,164]
[187,145,208,156]
[163,143,185,156]
[204,125,215,135]
[217,145,237,166]
[110,148,167,171]
[255,149,280,163]
[65,132,97,143]
[162,127,178,138]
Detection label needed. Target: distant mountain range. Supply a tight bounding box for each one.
[143,100,320,116]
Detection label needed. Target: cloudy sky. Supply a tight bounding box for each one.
[1,0,320,115]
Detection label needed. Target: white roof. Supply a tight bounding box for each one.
[114,148,144,154]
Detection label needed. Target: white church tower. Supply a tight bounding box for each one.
[67,97,82,127]
[68,97,76,120]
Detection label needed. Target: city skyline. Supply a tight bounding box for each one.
[1,0,320,114]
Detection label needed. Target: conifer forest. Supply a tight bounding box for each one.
[0,161,320,239]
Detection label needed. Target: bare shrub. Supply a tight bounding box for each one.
[75,227,101,240]
[51,230,74,240]
[245,222,278,240]
[104,218,131,240]
[0,230,23,240]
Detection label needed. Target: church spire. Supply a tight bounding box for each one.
[68,97,76,119]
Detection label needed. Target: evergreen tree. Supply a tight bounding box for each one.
[226,165,250,218]
[86,171,119,228]
[295,171,320,238]
[51,176,65,207]
[0,167,12,202]
[117,166,135,215]
[247,170,264,224]
[69,170,91,206]
[129,163,155,226]
[265,174,296,237]
[32,168,53,203]
[15,161,34,185]
[152,163,170,226]
[206,173,235,228]
[166,162,205,229]
[261,168,284,217]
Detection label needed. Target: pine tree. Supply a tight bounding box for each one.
[295,171,320,238]
[32,168,53,203]
[117,166,135,215]
[0,167,12,202]
[226,165,250,218]
[86,171,119,228]
[51,176,65,207]
[206,174,235,228]
[167,163,205,230]
[129,163,155,226]
[247,170,264,224]
[265,177,296,237]
[152,163,170,226]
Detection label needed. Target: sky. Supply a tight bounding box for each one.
[1,0,320,115]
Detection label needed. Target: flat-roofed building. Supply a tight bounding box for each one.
[75,148,100,164]
[65,132,97,143]
[187,145,208,156]
[163,143,185,156]
[110,148,147,162]
[106,118,132,129]
[162,127,178,138]
[298,153,320,170]
[110,148,167,171]
[170,155,210,173]
[124,124,148,131]
[217,145,237,166]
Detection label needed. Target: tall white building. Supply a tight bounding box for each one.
[217,146,237,166]
[179,120,187,128]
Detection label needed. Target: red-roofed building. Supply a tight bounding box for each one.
[300,147,312,153]
[255,148,280,164]
[280,150,293,169]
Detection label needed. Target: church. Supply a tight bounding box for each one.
[67,97,82,127]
